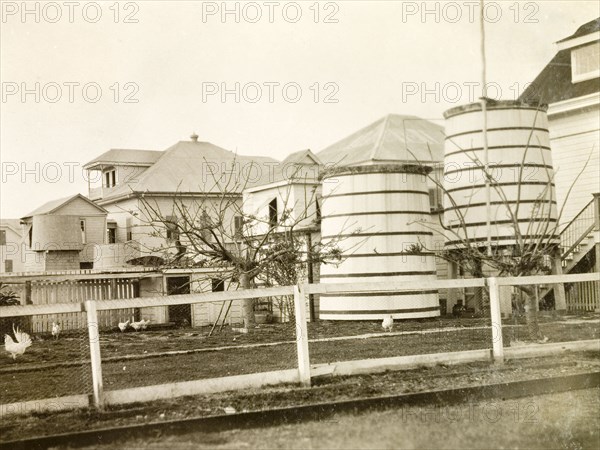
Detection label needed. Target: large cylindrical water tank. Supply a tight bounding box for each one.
[319,165,440,320]
[443,101,559,249]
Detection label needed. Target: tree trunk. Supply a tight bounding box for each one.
[240,272,255,327]
[519,286,545,342]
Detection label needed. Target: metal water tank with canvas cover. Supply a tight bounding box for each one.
[443,100,559,249]
[319,165,440,320]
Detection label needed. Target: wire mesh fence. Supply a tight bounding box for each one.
[96,296,300,394]
[0,273,597,415]
[307,285,495,371]
[501,278,600,349]
[0,312,92,405]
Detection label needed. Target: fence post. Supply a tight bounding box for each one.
[85,300,105,409]
[487,277,504,364]
[594,193,600,274]
[293,284,311,386]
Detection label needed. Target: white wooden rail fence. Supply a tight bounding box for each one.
[0,272,598,416]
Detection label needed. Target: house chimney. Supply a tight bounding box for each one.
[190,132,199,142]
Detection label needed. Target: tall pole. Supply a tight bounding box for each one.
[480,0,492,257]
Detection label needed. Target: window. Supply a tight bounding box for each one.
[572,42,600,83]
[126,217,133,241]
[212,279,225,292]
[200,211,212,242]
[80,262,93,270]
[4,259,13,272]
[268,198,278,229]
[0,230,6,246]
[104,169,117,188]
[315,199,321,224]
[165,215,179,240]
[429,187,443,212]
[80,219,86,244]
[234,216,243,238]
[107,222,117,244]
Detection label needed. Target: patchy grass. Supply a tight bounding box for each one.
[0,314,597,404]
[110,388,600,450]
[0,352,598,444]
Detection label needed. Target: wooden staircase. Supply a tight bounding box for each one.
[542,196,599,311]
[560,198,597,274]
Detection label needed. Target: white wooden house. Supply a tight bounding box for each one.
[20,194,108,272]
[520,17,599,282]
[83,134,277,270]
[0,219,24,273]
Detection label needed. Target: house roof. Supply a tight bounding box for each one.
[557,17,600,43]
[100,140,279,201]
[21,194,108,219]
[520,18,600,104]
[244,149,322,192]
[281,149,322,166]
[316,114,444,167]
[0,219,21,235]
[83,149,162,169]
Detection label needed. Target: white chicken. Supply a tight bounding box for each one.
[51,322,61,340]
[382,315,394,332]
[5,324,32,360]
[130,319,150,331]
[118,320,130,332]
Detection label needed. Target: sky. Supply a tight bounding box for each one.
[1,1,599,219]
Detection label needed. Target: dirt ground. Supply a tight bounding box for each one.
[109,388,600,450]
[1,352,599,443]
[0,315,598,404]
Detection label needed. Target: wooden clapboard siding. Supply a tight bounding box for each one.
[548,104,600,228]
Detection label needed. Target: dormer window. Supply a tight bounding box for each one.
[572,42,600,83]
[104,169,117,188]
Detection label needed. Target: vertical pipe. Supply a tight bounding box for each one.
[85,300,105,408]
[293,284,311,386]
[488,277,504,364]
[306,231,315,322]
[594,193,600,277]
[480,0,492,256]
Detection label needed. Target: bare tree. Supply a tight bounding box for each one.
[407,118,593,342]
[129,160,353,325]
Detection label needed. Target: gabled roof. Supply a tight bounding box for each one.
[520,18,600,104]
[21,194,108,219]
[0,219,21,235]
[316,114,444,167]
[100,140,278,202]
[245,149,322,192]
[83,149,162,169]
[281,149,322,166]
